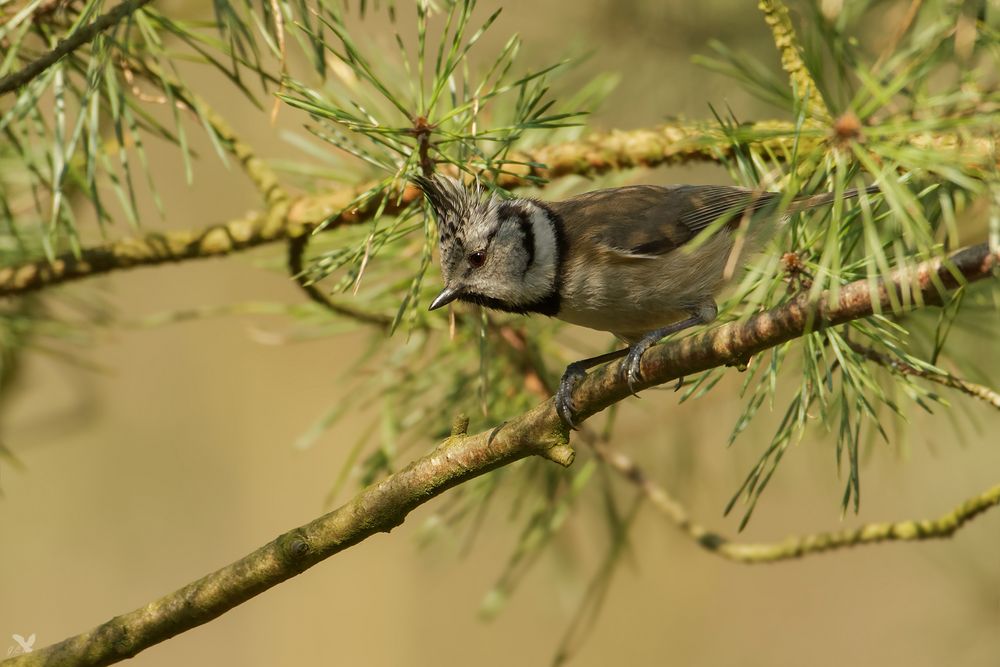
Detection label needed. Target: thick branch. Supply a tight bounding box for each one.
[6,242,996,667]
[563,243,999,424]
[0,0,156,96]
[4,407,573,667]
[596,436,1000,563]
[2,121,993,298]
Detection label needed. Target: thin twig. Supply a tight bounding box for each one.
[410,115,436,177]
[0,0,156,96]
[267,0,286,124]
[286,234,392,328]
[847,341,1000,410]
[593,436,1000,563]
[136,59,291,211]
[6,242,995,667]
[758,0,829,119]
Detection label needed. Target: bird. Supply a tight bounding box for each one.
[413,174,878,428]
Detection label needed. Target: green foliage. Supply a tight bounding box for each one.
[276,0,582,335]
[681,1,998,525]
[0,0,997,658]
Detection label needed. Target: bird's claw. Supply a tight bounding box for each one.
[620,345,647,397]
[555,362,587,429]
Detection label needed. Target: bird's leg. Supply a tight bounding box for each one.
[621,303,717,395]
[555,304,717,428]
[556,348,630,429]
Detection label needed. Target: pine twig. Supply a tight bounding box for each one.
[133,60,291,212]
[758,0,829,119]
[0,180,421,296]
[7,242,997,667]
[848,341,1000,411]
[594,436,1000,564]
[0,211,283,292]
[0,0,157,96]
[286,233,392,328]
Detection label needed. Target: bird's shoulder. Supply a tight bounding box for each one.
[548,184,775,258]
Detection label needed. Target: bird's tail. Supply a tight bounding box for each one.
[788,183,881,213]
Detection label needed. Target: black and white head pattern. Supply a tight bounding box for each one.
[413,174,562,316]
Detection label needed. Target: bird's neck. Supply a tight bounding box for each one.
[514,200,565,316]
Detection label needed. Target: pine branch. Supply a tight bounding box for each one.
[6,242,996,667]
[0,0,157,97]
[286,233,392,327]
[758,0,829,119]
[138,61,291,212]
[502,294,1000,563]
[595,436,1000,564]
[560,243,998,424]
[0,211,285,293]
[1,121,994,298]
[847,341,1000,411]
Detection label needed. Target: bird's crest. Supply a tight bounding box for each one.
[411,174,499,246]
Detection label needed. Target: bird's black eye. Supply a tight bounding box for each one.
[468,250,487,268]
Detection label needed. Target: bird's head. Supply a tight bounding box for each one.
[413,174,559,315]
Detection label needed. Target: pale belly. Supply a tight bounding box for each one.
[555,294,691,343]
[556,233,735,343]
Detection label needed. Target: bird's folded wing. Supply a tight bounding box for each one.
[550,184,781,259]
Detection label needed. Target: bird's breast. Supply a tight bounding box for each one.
[555,232,736,340]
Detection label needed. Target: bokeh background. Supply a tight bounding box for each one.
[2,1,999,665]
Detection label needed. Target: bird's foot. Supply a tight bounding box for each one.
[617,311,712,397]
[555,362,589,430]
[620,339,654,397]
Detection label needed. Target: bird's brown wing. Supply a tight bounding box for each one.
[549,184,781,258]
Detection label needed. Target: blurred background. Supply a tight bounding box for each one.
[2,1,999,665]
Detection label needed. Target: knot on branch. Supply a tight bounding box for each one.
[832,110,863,144]
[450,414,470,437]
[535,423,575,467]
[541,442,576,467]
[408,115,437,177]
[726,354,754,372]
[277,532,313,570]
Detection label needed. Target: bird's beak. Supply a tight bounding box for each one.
[428,285,462,311]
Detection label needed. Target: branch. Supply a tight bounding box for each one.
[0,211,288,293]
[847,342,1000,411]
[506,285,1000,563]
[594,436,1000,563]
[758,0,829,119]
[286,234,392,328]
[6,242,996,667]
[2,121,994,298]
[562,243,999,425]
[0,0,156,97]
[138,60,290,212]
